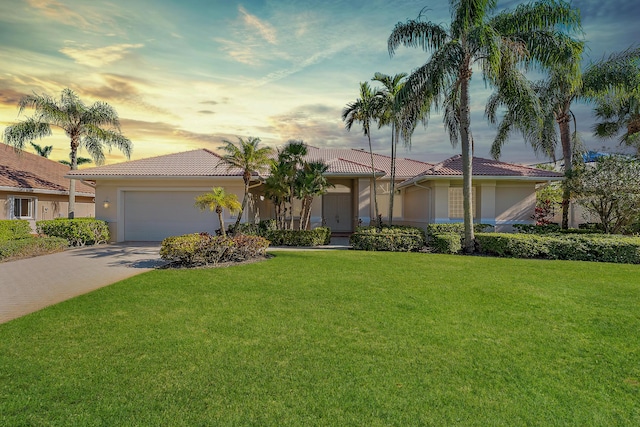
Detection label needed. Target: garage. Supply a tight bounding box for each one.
[123,191,220,241]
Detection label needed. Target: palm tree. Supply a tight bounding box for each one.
[371,72,411,226]
[295,161,332,230]
[342,82,383,227]
[30,142,53,158]
[280,140,308,230]
[59,157,93,168]
[388,0,581,252]
[194,187,241,237]
[3,88,131,218]
[264,160,290,230]
[219,136,273,232]
[489,47,640,228]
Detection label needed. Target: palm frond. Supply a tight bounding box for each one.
[388,20,449,56]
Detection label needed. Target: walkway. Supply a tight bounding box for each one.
[0,243,164,324]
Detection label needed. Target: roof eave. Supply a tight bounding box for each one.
[398,174,564,188]
[65,174,243,180]
[0,185,95,197]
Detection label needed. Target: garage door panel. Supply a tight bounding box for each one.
[124,191,220,241]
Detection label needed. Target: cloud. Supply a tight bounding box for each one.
[82,74,169,116]
[26,0,94,29]
[238,5,277,44]
[0,88,28,107]
[198,110,215,115]
[60,43,144,67]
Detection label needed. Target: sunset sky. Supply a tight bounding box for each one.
[1,0,638,167]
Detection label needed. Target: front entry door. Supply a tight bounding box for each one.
[323,194,352,232]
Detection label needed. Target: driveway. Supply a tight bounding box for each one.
[0,243,164,324]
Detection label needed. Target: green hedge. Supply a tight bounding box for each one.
[263,227,331,247]
[430,233,462,254]
[426,223,494,237]
[160,233,270,267]
[37,218,109,246]
[233,219,277,236]
[513,224,604,235]
[0,237,69,262]
[350,226,426,252]
[475,233,640,264]
[0,220,32,241]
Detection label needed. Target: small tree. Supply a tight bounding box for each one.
[295,161,332,230]
[194,187,241,237]
[566,155,640,234]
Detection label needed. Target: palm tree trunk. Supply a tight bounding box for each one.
[217,208,226,237]
[234,179,250,232]
[460,67,475,254]
[388,123,397,226]
[68,137,79,219]
[367,133,380,227]
[558,114,572,229]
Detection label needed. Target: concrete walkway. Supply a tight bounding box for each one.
[0,243,164,324]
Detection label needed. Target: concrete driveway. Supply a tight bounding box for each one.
[0,243,164,324]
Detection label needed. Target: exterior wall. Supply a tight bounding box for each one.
[93,178,244,242]
[376,180,403,221]
[494,182,537,231]
[1,190,94,230]
[397,183,431,230]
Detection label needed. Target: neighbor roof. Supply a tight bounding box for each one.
[0,143,95,196]
[67,149,245,178]
[399,154,564,187]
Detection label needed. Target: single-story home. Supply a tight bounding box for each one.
[67,146,563,242]
[1,143,95,228]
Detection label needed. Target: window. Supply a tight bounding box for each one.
[448,187,476,219]
[11,197,36,219]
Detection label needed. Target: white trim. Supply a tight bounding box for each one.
[8,195,37,220]
[0,186,93,197]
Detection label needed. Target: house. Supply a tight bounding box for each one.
[66,147,563,242]
[1,143,95,228]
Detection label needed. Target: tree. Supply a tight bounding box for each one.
[219,136,273,232]
[59,157,93,168]
[372,72,410,226]
[342,82,383,227]
[295,161,332,230]
[194,187,241,237]
[565,155,640,234]
[30,142,53,158]
[388,0,581,252]
[489,47,640,229]
[3,88,131,218]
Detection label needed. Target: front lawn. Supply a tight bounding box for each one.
[1,252,639,425]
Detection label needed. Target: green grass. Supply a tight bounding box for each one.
[1,251,639,426]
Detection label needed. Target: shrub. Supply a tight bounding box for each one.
[430,232,462,254]
[0,237,68,262]
[426,223,493,237]
[160,233,270,267]
[0,220,32,241]
[475,233,640,264]
[36,218,109,246]
[233,219,278,236]
[350,226,426,252]
[514,223,603,235]
[264,227,331,247]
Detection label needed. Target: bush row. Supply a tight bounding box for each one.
[0,220,32,241]
[430,233,463,254]
[475,233,640,264]
[426,223,494,237]
[0,237,69,262]
[160,233,270,267]
[263,227,331,246]
[513,224,604,234]
[37,218,109,246]
[350,226,426,252]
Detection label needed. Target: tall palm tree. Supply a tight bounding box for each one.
[295,161,332,230]
[194,187,241,237]
[342,82,383,227]
[388,0,581,252]
[280,140,308,230]
[3,88,131,218]
[372,72,410,226]
[30,142,53,158]
[489,46,640,228]
[219,136,273,232]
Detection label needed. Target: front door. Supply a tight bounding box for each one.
[323,193,352,232]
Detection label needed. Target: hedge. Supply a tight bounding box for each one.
[430,233,462,254]
[513,224,604,235]
[426,223,493,237]
[475,233,640,264]
[37,218,109,246]
[350,226,426,252]
[160,233,270,267]
[0,237,69,262]
[0,220,32,241]
[263,227,331,247]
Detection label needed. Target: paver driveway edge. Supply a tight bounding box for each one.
[0,243,164,324]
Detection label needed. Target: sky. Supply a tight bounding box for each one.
[1,0,638,167]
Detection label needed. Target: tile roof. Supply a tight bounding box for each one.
[67,149,245,178]
[399,154,564,187]
[0,143,95,195]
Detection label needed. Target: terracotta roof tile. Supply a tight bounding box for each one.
[0,143,95,195]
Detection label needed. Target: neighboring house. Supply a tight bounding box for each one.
[67,147,563,242]
[1,143,95,228]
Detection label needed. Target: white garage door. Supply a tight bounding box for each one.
[123,191,220,241]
